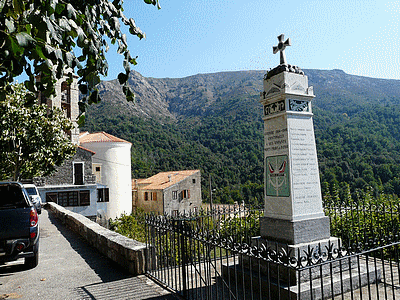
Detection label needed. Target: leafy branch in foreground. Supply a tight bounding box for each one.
[0,0,160,124]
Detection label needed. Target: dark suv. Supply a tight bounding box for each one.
[0,182,39,268]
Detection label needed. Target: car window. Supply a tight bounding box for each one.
[0,184,28,209]
[25,187,38,196]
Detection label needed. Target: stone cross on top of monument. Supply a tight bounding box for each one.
[273,34,291,65]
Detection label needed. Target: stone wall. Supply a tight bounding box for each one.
[45,147,93,186]
[46,202,149,275]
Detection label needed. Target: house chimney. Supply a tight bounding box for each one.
[168,175,172,182]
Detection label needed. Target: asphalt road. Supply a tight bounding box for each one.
[0,209,177,300]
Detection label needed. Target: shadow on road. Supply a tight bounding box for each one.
[46,209,178,299]
[74,276,180,300]
[0,262,28,276]
[46,210,132,283]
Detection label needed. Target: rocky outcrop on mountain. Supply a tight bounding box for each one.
[94,69,400,122]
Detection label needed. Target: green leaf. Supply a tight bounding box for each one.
[25,24,32,35]
[118,72,128,85]
[0,0,5,13]
[88,89,100,104]
[77,113,86,127]
[12,0,25,15]
[121,34,127,46]
[76,28,86,47]
[78,84,88,94]
[123,59,130,73]
[59,17,71,32]
[123,86,135,102]
[34,45,46,60]
[78,101,87,112]
[15,32,36,47]
[54,48,62,61]
[5,19,15,33]
[46,18,62,44]
[9,36,24,56]
[65,52,74,67]
[66,3,76,20]
[55,2,65,15]
[44,44,55,56]
[86,72,101,87]
[111,17,120,32]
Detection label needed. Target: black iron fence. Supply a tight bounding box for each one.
[144,202,400,299]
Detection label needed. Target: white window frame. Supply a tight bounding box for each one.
[93,163,102,183]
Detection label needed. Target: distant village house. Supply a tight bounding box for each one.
[132,170,202,215]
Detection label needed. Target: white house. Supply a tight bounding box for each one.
[79,131,132,219]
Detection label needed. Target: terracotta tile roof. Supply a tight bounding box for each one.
[77,145,96,154]
[79,131,131,144]
[132,170,200,190]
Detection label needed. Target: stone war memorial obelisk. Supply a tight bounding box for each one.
[253,34,378,299]
[259,34,333,246]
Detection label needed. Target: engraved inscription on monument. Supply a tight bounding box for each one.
[288,117,323,217]
[264,127,288,153]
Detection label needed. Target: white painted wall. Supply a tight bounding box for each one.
[37,185,101,217]
[80,141,132,219]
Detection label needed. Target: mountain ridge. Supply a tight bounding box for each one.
[84,69,400,204]
[95,69,400,121]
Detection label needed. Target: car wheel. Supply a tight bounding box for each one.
[25,248,39,269]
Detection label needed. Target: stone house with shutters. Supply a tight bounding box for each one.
[34,74,132,220]
[132,170,202,215]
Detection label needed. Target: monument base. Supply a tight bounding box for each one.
[249,236,342,283]
[222,257,380,300]
[222,236,381,299]
[260,216,331,244]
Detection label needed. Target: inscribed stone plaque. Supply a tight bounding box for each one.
[264,114,288,157]
[288,115,324,219]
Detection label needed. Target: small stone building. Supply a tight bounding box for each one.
[132,170,202,215]
[35,145,101,218]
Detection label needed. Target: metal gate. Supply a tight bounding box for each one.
[144,207,299,300]
[145,214,238,299]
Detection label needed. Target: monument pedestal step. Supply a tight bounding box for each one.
[222,256,381,300]
[260,216,331,245]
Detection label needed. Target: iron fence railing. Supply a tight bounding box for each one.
[144,203,400,299]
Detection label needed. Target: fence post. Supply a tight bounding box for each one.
[179,219,188,298]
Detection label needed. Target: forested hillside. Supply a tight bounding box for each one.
[83,69,400,204]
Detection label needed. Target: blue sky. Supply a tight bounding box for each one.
[105,0,399,80]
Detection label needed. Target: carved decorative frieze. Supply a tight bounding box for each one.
[264,100,285,116]
[288,99,309,112]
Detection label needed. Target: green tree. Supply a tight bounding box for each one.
[0,83,76,181]
[0,0,160,122]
